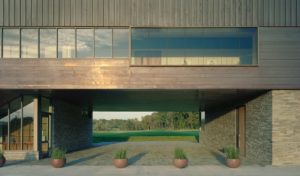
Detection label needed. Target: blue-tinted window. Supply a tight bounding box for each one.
[3,29,20,58]
[77,29,94,58]
[113,29,129,58]
[131,28,257,65]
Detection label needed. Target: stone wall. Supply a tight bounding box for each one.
[201,110,237,151]
[246,91,273,165]
[272,90,300,165]
[53,100,92,152]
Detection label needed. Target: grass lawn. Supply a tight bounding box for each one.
[93,130,200,143]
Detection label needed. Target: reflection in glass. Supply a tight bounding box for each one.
[42,97,52,113]
[21,29,38,58]
[3,29,20,58]
[113,29,129,58]
[0,105,9,150]
[77,29,94,58]
[58,29,75,58]
[9,98,22,150]
[40,29,57,58]
[22,96,34,150]
[0,29,2,58]
[95,29,112,58]
[131,28,257,65]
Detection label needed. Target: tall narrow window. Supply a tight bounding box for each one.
[95,29,112,58]
[0,105,9,150]
[21,29,38,58]
[22,96,34,150]
[40,29,57,58]
[9,98,22,150]
[113,29,129,58]
[77,29,94,58]
[3,29,20,58]
[58,29,75,58]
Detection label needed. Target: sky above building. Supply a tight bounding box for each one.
[93,111,154,120]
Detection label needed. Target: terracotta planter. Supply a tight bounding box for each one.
[226,158,240,168]
[51,158,66,168]
[113,159,128,168]
[173,159,188,168]
[0,157,6,167]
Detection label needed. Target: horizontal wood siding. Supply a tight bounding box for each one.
[0,28,299,89]
[0,0,299,27]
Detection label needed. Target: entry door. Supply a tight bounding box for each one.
[41,113,51,157]
[237,106,246,157]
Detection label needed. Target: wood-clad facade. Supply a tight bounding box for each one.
[0,0,299,90]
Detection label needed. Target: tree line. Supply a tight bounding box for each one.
[93,112,200,131]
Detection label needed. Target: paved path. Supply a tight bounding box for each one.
[1,165,300,176]
[14,141,253,166]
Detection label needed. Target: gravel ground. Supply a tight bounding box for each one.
[7,141,254,166]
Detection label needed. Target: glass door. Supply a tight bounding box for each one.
[41,113,51,157]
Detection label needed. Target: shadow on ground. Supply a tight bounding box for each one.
[128,152,148,165]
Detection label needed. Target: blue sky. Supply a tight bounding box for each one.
[93,111,154,120]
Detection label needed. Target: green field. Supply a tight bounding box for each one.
[93,130,200,143]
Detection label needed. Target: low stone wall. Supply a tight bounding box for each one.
[201,110,237,151]
[246,91,273,165]
[53,100,92,152]
[272,90,300,165]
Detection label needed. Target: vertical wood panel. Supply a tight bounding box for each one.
[297,0,300,26]
[202,0,208,26]
[64,0,71,26]
[15,0,21,26]
[253,0,258,26]
[92,0,98,26]
[103,0,109,26]
[26,0,32,26]
[137,0,142,26]
[37,0,43,26]
[208,0,213,26]
[230,0,236,26]
[264,0,269,26]
[280,0,286,26]
[75,0,81,26]
[269,0,275,26]
[246,0,253,26]
[258,0,264,26]
[31,0,38,26]
[274,0,280,26]
[224,0,231,26]
[108,0,114,26]
[82,0,88,26]
[0,0,3,26]
[87,0,93,26]
[241,0,247,26]
[43,0,49,26]
[9,0,14,26]
[236,0,242,26]
[291,0,297,26]
[70,0,76,26]
[98,0,104,26]
[148,0,154,26]
[219,0,225,26]
[20,0,26,26]
[53,0,59,26]
[213,0,218,26]
[59,0,65,26]
[286,0,291,25]
[4,0,9,26]
[48,0,54,26]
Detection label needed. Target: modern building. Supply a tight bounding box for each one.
[0,0,299,166]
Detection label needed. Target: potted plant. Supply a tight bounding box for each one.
[224,147,240,168]
[0,149,6,167]
[113,149,128,168]
[51,148,66,168]
[173,148,188,168]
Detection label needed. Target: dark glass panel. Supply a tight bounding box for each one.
[22,96,34,150]
[0,105,9,150]
[113,29,129,58]
[9,98,22,150]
